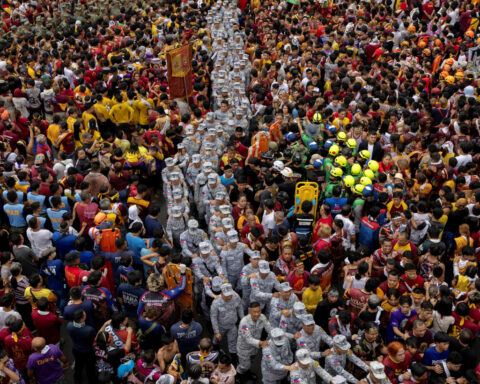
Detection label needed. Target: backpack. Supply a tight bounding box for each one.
[82,286,111,322]
[95,228,121,252]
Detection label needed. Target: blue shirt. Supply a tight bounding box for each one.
[3,190,24,203]
[52,232,77,259]
[144,215,163,238]
[93,243,135,284]
[63,300,96,328]
[325,197,347,218]
[140,248,158,278]
[3,203,26,227]
[48,196,71,212]
[423,346,449,367]
[26,215,46,229]
[170,321,203,355]
[126,233,146,265]
[41,259,64,291]
[79,251,95,268]
[27,192,46,214]
[116,283,146,318]
[47,209,67,232]
[220,175,235,188]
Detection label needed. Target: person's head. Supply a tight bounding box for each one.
[87,270,103,287]
[217,354,232,372]
[73,309,86,324]
[0,293,14,309]
[111,311,128,329]
[399,295,412,315]
[249,302,262,322]
[446,351,463,372]
[307,274,320,290]
[387,271,400,288]
[31,337,47,352]
[412,319,427,338]
[410,363,427,383]
[327,287,340,303]
[434,332,450,352]
[198,338,213,353]
[387,341,406,362]
[181,309,194,325]
[363,322,380,343]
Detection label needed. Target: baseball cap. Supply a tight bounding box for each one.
[293,301,306,315]
[227,229,239,242]
[258,260,270,274]
[165,157,176,167]
[301,314,315,325]
[187,219,199,229]
[219,205,231,214]
[296,348,312,365]
[221,283,233,297]
[333,335,351,351]
[208,173,218,182]
[169,172,180,181]
[250,251,261,259]
[171,206,182,218]
[199,241,211,254]
[215,191,226,200]
[203,161,213,170]
[370,361,386,380]
[172,189,183,199]
[280,282,293,292]
[271,328,286,346]
[157,375,175,384]
[221,217,234,229]
[211,276,224,292]
[192,154,201,163]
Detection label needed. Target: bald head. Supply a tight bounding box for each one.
[32,337,46,351]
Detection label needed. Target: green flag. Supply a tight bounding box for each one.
[287,0,300,4]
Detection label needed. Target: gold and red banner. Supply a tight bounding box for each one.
[166,44,193,99]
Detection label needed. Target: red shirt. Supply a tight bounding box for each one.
[65,265,83,287]
[4,329,33,370]
[379,280,407,296]
[400,274,425,292]
[383,352,412,384]
[31,310,62,345]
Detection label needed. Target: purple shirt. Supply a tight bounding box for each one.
[387,308,417,343]
[26,344,63,384]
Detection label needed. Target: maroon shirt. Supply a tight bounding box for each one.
[32,310,62,345]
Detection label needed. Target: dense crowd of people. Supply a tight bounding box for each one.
[0,0,480,383]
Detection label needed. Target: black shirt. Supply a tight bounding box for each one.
[314,297,344,330]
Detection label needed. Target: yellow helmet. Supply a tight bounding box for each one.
[360,176,372,186]
[445,76,455,85]
[353,184,365,195]
[359,150,370,160]
[330,167,343,178]
[334,155,347,168]
[343,175,355,188]
[336,132,347,142]
[346,138,357,149]
[364,169,375,180]
[329,144,340,157]
[367,160,379,173]
[351,163,362,176]
[312,112,322,124]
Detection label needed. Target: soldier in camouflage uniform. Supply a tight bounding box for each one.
[179,220,208,258]
[296,314,333,360]
[261,328,295,384]
[289,348,333,384]
[325,335,369,384]
[211,283,243,362]
[250,260,283,315]
[269,282,298,328]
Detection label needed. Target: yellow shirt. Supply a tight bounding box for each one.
[24,286,57,308]
[94,102,110,121]
[109,102,134,124]
[47,124,60,145]
[133,98,154,126]
[82,111,97,131]
[302,286,323,314]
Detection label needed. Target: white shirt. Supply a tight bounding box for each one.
[26,228,53,257]
[261,211,275,233]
